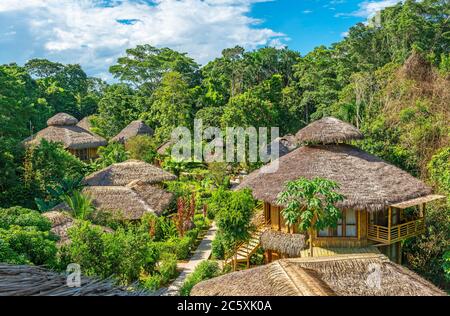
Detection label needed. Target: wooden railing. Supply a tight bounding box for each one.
[368,218,425,244]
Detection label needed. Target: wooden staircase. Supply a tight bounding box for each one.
[226,203,269,270]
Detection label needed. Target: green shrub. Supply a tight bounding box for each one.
[66,221,160,285]
[24,140,88,199]
[156,235,194,260]
[185,228,199,241]
[125,135,157,163]
[215,189,255,245]
[159,253,178,284]
[0,207,57,266]
[180,260,220,296]
[193,213,209,230]
[0,226,58,266]
[0,238,28,264]
[140,213,178,241]
[142,274,163,291]
[206,187,231,219]
[211,233,226,260]
[0,206,51,231]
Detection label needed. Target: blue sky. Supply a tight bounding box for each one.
[0,0,400,79]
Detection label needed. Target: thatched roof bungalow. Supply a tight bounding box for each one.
[84,160,176,186]
[82,184,173,219]
[23,113,107,161]
[110,120,154,144]
[81,160,176,219]
[236,117,444,263]
[0,264,148,296]
[191,254,446,296]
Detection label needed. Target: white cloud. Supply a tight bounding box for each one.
[0,0,285,78]
[336,0,401,19]
[302,10,312,14]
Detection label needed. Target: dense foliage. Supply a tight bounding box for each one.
[0,207,57,266]
[180,260,221,296]
[0,0,448,289]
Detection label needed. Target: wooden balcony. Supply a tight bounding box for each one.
[368,218,425,244]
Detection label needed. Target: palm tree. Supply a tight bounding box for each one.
[276,177,344,257]
[63,190,94,220]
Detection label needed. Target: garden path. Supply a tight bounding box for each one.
[160,222,217,296]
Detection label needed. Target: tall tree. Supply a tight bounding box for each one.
[276,177,344,257]
[109,44,200,93]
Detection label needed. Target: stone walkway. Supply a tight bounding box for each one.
[161,222,217,296]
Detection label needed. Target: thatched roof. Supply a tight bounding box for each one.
[47,113,78,126]
[262,134,297,158]
[84,160,176,186]
[42,211,113,245]
[110,120,154,144]
[237,144,431,212]
[0,264,148,296]
[260,230,306,257]
[295,117,364,144]
[157,139,176,155]
[42,211,74,245]
[23,113,107,150]
[82,185,173,219]
[191,254,446,296]
[77,116,94,132]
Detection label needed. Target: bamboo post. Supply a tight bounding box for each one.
[388,207,392,243]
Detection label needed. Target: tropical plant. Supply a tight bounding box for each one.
[62,190,94,220]
[93,142,129,169]
[35,176,84,212]
[276,177,344,257]
[180,260,220,296]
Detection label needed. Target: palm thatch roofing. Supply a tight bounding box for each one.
[81,184,173,219]
[47,113,79,126]
[23,113,107,150]
[191,254,446,296]
[262,134,298,158]
[260,230,307,257]
[0,264,149,296]
[76,116,94,132]
[42,211,74,245]
[157,139,176,155]
[295,117,364,144]
[83,160,176,186]
[42,211,113,245]
[110,120,154,144]
[237,144,432,212]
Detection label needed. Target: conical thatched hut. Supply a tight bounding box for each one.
[191,254,446,296]
[81,160,176,219]
[23,113,107,161]
[84,159,176,186]
[0,264,149,296]
[110,120,154,144]
[237,117,444,263]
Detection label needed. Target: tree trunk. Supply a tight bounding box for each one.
[309,227,314,257]
[309,215,317,257]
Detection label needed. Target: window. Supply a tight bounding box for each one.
[75,148,89,161]
[318,209,358,238]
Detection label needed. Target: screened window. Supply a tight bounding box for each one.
[317,209,358,238]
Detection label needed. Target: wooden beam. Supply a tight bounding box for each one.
[388,207,392,243]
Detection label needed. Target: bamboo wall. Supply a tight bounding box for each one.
[263,202,369,248]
